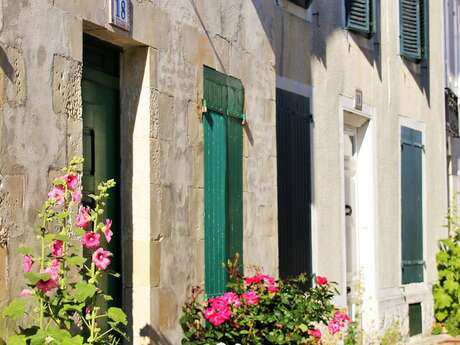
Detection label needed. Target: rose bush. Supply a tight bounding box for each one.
[181,267,351,345]
[1,157,127,345]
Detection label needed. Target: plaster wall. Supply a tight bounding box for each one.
[255,0,447,340]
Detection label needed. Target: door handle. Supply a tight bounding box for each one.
[345,205,352,216]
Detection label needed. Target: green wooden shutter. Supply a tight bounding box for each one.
[409,303,423,336]
[276,88,312,279]
[401,126,424,284]
[346,0,375,35]
[400,0,427,61]
[226,79,244,263]
[204,67,243,297]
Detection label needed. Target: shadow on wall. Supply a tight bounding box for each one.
[139,324,173,345]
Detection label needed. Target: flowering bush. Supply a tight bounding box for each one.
[1,158,127,344]
[181,267,351,345]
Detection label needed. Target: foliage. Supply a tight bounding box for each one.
[1,158,128,344]
[433,195,460,336]
[378,321,402,345]
[180,261,350,345]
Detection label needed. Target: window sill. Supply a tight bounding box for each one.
[275,0,314,23]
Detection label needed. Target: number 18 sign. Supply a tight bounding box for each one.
[110,0,130,31]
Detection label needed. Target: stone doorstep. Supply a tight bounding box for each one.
[409,335,460,345]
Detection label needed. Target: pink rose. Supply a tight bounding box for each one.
[241,291,259,305]
[204,296,232,326]
[328,320,341,335]
[64,174,78,190]
[222,292,241,308]
[51,240,63,257]
[92,248,112,270]
[76,206,91,228]
[72,190,82,203]
[20,289,33,297]
[81,232,101,249]
[316,275,328,286]
[267,286,280,294]
[308,328,322,339]
[23,255,33,273]
[48,186,65,206]
[104,219,113,243]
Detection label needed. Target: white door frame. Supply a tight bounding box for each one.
[338,95,378,330]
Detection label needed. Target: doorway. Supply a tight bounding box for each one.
[82,34,122,307]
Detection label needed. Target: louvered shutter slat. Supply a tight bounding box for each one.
[346,0,375,35]
[400,0,427,60]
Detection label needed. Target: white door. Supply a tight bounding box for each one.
[344,127,358,317]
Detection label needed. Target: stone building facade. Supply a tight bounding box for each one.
[0,0,449,344]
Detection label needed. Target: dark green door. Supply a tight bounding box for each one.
[82,35,121,306]
[276,88,312,279]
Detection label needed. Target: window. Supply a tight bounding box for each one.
[401,126,424,284]
[346,0,376,36]
[203,67,244,297]
[400,0,428,61]
[288,0,313,9]
[276,88,312,279]
[409,303,423,336]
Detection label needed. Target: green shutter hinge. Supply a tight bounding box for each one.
[241,113,247,126]
[198,98,208,122]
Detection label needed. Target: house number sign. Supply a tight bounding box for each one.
[110,0,130,31]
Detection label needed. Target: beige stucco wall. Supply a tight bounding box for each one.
[0,0,278,344]
[257,0,447,340]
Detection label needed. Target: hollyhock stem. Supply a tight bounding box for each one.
[39,232,45,329]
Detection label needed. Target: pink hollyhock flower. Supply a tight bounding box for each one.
[20,289,33,297]
[23,255,33,272]
[222,292,241,307]
[308,328,322,339]
[76,206,91,228]
[242,291,259,305]
[92,248,112,270]
[64,174,78,190]
[51,240,63,257]
[316,275,328,286]
[104,219,113,243]
[334,311,351,323]
[48,186,65,206]
[267,286,280,293]
[81,232,100,249]
[46,259,61,281]
[36,278,58,293]
[72,190,82,203]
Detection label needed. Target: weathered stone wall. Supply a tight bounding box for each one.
[0,0,277,343]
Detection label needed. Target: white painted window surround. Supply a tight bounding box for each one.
[445,0,460,95]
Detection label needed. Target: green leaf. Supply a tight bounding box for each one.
[44,233,69,243]
[6,335,26,345]
[108,307,128,325]
[74,228,86,237]
[434,289,453,309]
[2,298,26,321]
[24,272,50,285]
[29,330,46,345]
[74,281,97,302]
[16,247,33,255]
[67,256,86,267]
[298,324,309,332]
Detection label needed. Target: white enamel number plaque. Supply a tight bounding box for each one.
[110,0,130,31]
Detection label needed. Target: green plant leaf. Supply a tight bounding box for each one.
[24,272,50,285]
[6,335,26,345]
[74,228,86,237]
[67,256,86,267]
[74,281,97,302]
[16,247,33,255]
[2,298,26,321]
[108,307,128,325]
